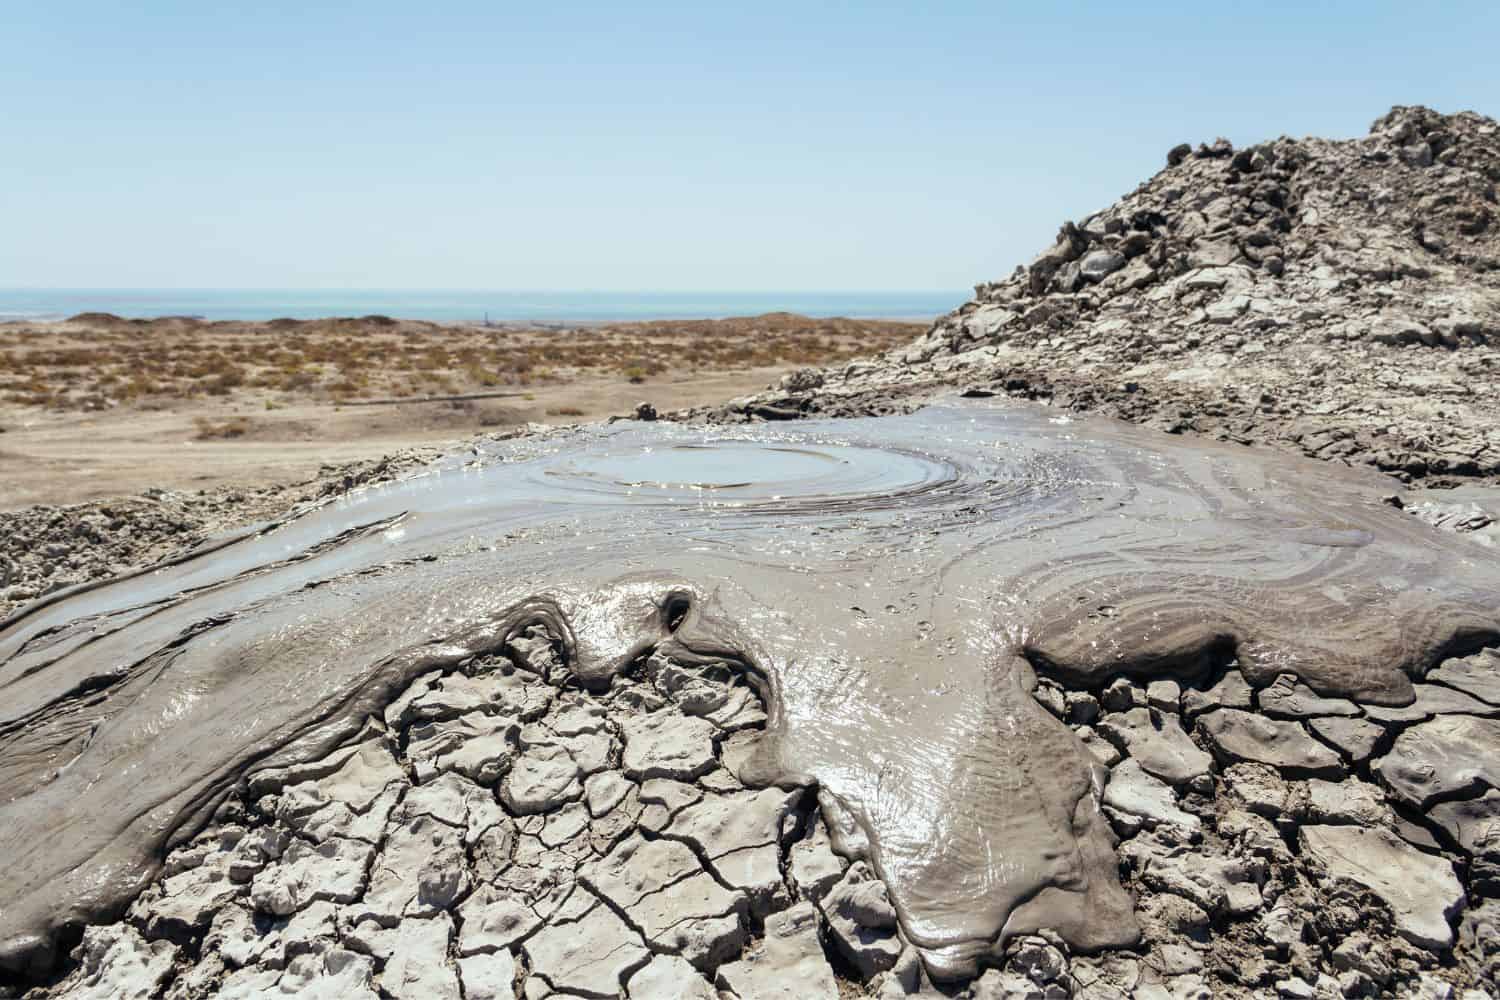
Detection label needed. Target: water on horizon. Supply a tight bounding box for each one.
[0,289,961,324]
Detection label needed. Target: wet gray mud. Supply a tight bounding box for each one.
[2,399,1498,982]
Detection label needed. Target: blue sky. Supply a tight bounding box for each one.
[2,1,1495,292]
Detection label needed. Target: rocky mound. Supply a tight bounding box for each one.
[707,105,1500,484]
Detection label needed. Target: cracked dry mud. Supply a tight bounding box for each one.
[3,401,1500,999]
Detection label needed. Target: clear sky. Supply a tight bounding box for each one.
[3,1,1495,292]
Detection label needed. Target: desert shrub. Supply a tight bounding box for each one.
[192,416,253,440]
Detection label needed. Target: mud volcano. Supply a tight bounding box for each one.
[2,400,1497,981]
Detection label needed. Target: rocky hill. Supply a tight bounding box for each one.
[711,105,1500,485]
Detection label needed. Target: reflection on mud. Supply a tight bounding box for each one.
[2,399,1496,976]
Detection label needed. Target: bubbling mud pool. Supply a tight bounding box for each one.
[2,400,1498,979]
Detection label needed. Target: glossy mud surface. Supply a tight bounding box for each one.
[2,400,1497,977]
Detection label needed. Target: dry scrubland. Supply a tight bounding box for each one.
[0,312,923,505]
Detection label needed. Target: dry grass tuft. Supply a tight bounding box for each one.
[192,416,254,440]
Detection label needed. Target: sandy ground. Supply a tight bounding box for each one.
[0,364,796,507]
[0,313,924,507]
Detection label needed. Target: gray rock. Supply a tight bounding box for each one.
[1197,709,1344,777]
[1299,824,1463,950]
[1427,654,1500,706]
[1303,777,1392,827]
[1182,671,1253,716]
[715,901,839,999]
[790,817,847,903]
[1428,789,1500,886]
[1146,680,1181,713]
[1362,684,1499,723]
[819,861,902,980]
[1101,677,1146,712]
[1373,715,1500,808]
[1066,690,1102,724]
[1103,758,1201,839]
[1076,725,1122,767]
[1307,717,1385,764]
[1097,707,1213,786]
[1080,250,1128,282]
[1257,674,1359,719]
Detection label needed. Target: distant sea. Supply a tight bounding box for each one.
[0,289,961,324]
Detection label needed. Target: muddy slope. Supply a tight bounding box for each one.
[3,404,1498,998]
[701,105,1500,485]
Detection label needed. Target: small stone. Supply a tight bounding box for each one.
[1076,725,1122,767]
[1182,671,1253,716]
[1275,977,1316,999]
[1198,709,1344,777]
[819,861,902,980]
[1146,680,1181,713]
[1257,674,1359,718]
[1102,678,1145,712]
[1103,758,1201,839]
[1080,249,1128,282]
[790,817,847,903]
[1098,707,1213,786]
[1066,690,1102,724]
[1307,717,1385,764]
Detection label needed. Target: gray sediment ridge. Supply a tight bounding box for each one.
[1,105,1499,1000]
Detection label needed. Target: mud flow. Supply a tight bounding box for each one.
[2,399,1496,980]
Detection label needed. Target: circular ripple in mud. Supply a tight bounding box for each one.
[532,439,957,508]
